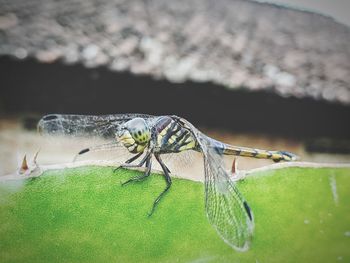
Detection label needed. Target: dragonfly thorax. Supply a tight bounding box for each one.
[116,118,151,153]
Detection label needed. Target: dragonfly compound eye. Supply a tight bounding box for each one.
[125,118,151,145]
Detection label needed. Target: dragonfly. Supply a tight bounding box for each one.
[38,113,298,251]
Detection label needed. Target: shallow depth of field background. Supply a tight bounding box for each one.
[0,0,349,176]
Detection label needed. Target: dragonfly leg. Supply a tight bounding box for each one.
[125,152,144,164]
[121,155,152,186]
[113,151,148,172]
[148,153,172,217]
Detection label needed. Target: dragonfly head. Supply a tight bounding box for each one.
[116,118,151,151]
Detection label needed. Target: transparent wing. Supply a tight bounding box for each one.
[37,113,156,138]
[201,139,254,251]
[74,143,140,165]
[176,117,254,251]
[161,150,201,179]
[72,141,130,162]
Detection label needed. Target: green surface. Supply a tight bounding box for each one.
[0,166,349,262]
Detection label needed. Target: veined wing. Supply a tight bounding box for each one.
[175,116,254,251]
[201,139,254,250]
[37,113,156,138]
[161,150,200,178]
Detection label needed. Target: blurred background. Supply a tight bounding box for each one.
[0,0,350,178]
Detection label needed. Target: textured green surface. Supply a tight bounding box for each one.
[0,166,349,262]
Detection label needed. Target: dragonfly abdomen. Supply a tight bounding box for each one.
[208,138,298,162]
[222,145,298,162]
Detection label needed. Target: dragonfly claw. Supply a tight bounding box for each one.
[121,178,133,186]
[113,166,122,173]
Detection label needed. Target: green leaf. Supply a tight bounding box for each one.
[0,166,349,262]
